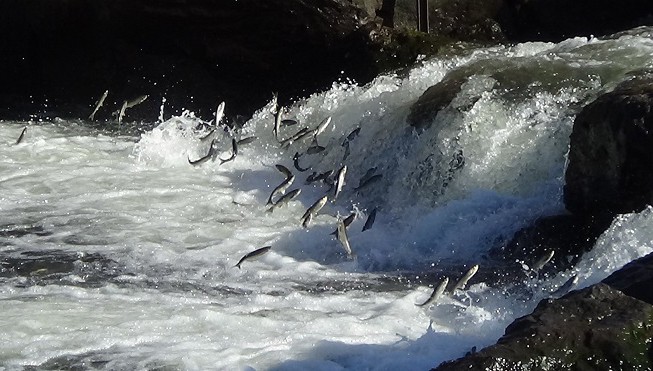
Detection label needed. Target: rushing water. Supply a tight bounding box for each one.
[3,27,653,371]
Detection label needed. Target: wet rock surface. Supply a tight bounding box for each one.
[565,76,653,218]
[490,214,613,277]
[604,251,653,305]
[433,283,653,370]
[434,73,653,371]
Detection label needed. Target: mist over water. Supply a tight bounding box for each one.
[2,28,653,370]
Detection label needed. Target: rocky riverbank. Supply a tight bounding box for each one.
[430,74,653,370]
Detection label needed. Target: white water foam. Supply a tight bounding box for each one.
[2,29,653,370]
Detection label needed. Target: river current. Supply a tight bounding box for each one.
[2,27,653,370]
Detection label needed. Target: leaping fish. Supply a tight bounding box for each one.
[293,152,310,172]
[531,250,555,272]
[267,188,301,213]
[313,116,332,138]
[330,213,356,235]
[279,127,310,148]
[282,119,298,127]
[267,174,295,205]
[219,139,238,165]
[333,165,347,201]
[336,217,354,258]
[188,138,218,166]
[237,136,257,146]
[15,127,27,145]
[273,104,283,142]
[362,207,377,232]
[416,277,449,307]
[117,100,128,124]
[275,164,293,179]
[125,94,148,109]
[300,195,328,228]
[552,274,579,296]
[452,264,479,291]
[234,246,272,269]
[215,101,226,127]
[89,89,108,121]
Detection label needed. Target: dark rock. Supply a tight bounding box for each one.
[492,214,613,276]
[407,74,469,130]
[433,284,653,370]
[604,251,653,305]
[0,0,415,123]
[564,77,653,218]
[498,0,653,42]
[0,249,123,287]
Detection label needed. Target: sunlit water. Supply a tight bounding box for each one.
[2,27,653,370]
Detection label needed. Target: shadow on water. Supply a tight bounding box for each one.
[267,324,477,371]
[25,346,185,371]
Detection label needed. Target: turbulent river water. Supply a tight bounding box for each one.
[3,27,653,371]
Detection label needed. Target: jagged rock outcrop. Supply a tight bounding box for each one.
[564,77,653,218]
[493,76,653,281]
[433,283,653,370]
[603,250,653,305]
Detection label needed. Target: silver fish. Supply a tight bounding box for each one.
[15,127,27,145]
[313,116,332,138]
[275,164,293,179]
[267,188,301,213]
[293,152,310,172]
[117,100,128,124]
[300,195,328,228]
[188,138,218,166]
[333,165,347,201]
[330,213,356,235]
[89,89,108,121]
[452,264,479,291]
[234,246,272,269]
[215,101,226,127]
[416,277,449,307]
[336,217,354,258]
[552,274,579,296]
[125,94,148,109]
[362,207,377,232]
[237,136,257,146]
[219,139,238,165]
[267,175,295,205]
[306,170,333,185]
[273,106,283,142]
[282,119,298,126]
[279,127,310,148]
[531,250,555,272]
